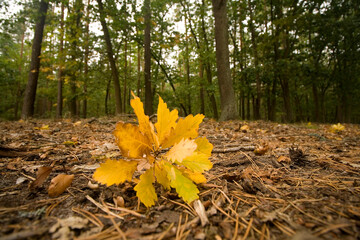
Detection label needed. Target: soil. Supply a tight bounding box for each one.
[0,117,359,240]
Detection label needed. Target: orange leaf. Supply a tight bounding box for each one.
[113,122,152,159]
[48,174,74,197]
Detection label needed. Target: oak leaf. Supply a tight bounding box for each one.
[93,94,212,207]
[48,174,74,197]
[162,114,204,148]
[113,122,152,159]
[163,162,199,203]
[155,96,178,145]
[93,159,137,186]
[164,138,197,163]
[134,168,158,207]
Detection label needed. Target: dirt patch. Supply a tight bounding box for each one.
[1,118,359,239]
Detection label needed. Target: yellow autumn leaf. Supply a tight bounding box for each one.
[155,96,178,145]
[93,159,138,186]
[330,123,345,133]
[134,167,158,207]
[162,114,204,148]
[195,137,213,156]
[130,92,159,149]
[164,162,199,203]
[180,168,207,184]
[155,161,171,190]
[182,152,213,173]
[164,138,197,163]
[113,122,152,159]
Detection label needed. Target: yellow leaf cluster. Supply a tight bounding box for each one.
[93,93,213,207]
[330,123,345,133]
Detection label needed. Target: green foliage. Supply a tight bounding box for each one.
[0,0,358,123]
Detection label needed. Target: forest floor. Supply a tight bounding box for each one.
[0,117,359,240]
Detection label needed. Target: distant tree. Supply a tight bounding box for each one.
[144,0,152,115]
[211,0,237,121]
[56,2,64,119]
[97,0,122,114]
[21,0,49,119]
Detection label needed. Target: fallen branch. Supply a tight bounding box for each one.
[212,145,255,153]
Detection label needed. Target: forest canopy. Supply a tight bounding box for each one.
[0,0,359,123]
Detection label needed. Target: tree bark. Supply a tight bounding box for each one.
[144,0,153,115]
[83,0,91,118]
[56,2,64,119]
[21,0,49,119]
[248,0,261,120]
[97,0,122,114]
[211,0,237,121]
[199,0,218,119]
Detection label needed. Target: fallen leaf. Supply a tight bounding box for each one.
[277,155,291,164]
[30,166,52,190]
[48,174,74,197]
[254,145,269,155]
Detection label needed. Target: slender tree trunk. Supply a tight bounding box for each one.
[123,39,128,113]
[69,0,83,117]
[248,0,261,119]
[196,0,218,119]
[21,0,49,119]
[137,44,141,97]
[184,17,191,114]
[83,0,90,118]
[144,0,152,115]
[211,0,237,121]
[15,23,26,119]
[97,0,122,114]
[56,3,65,119]
[199,59,205,115]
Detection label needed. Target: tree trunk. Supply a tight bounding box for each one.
[69,0,83,117]
[211,0,237,121]
[248,0,261,120]
[56,2,65,119]
[200,0,218,119]
[21,0,49,119]
[123,39,128,113]
[184,17,191,114]
[137,44,142,97]
[83,0,90,118]
[97,0,122,114]
[144,0,153,115]
[199,59,205,115]
[15,23,26,119]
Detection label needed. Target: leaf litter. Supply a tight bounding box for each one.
[0,118,360,239]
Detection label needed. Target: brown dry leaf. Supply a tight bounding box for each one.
[30,166,52,190]
[277,155,291,164]
[48,174,74,197]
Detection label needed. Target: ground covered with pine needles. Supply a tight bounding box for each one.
[0,117,359,239]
